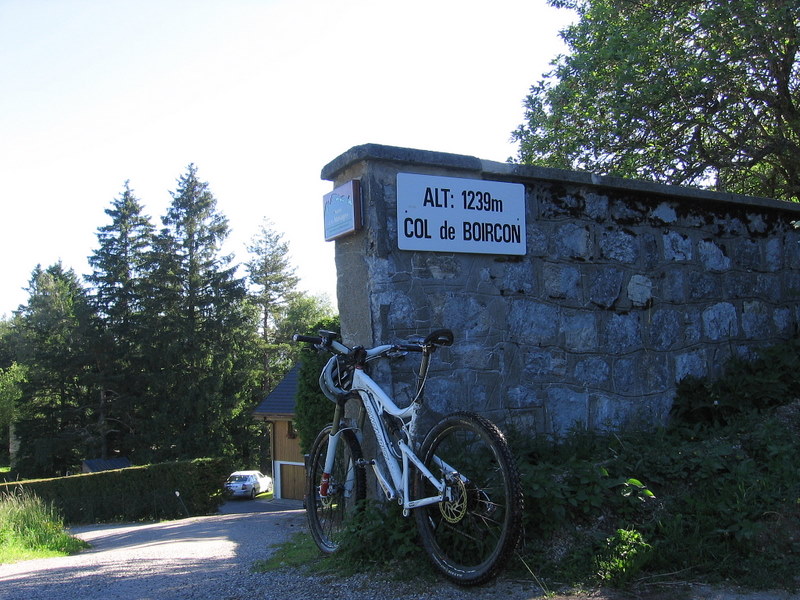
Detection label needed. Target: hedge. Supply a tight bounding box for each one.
[0,457,235,524]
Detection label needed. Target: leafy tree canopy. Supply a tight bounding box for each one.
[513,0,800,201]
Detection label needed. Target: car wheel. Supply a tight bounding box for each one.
[250,488,256,500]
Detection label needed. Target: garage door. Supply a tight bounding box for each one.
[280,464,305,500]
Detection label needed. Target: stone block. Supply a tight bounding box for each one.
[765,237,783,272]
[742,300,771,339]
[702,302,738,340]
[563,312,598,351]
[651,202,677,224]
[600,228,638,263]
[589,268,624,308]
[663,231,693,261]
[603,312,642,353]
[508,300,559,345]
[627,274,653,307]
[698,239,731,272]
[675,350,707,381]
[648,309,681,350]
[584,193,609,221]
[555,223,591,260]
[689,271,722,300]
[546,387,589,433]
[524,348,568,381]
[543,263,581,301]
[574,357,611,385]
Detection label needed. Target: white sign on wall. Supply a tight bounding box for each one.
[396,173,526,255]
[323,180,362,241]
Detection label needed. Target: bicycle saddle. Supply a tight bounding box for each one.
[424,329,454,347]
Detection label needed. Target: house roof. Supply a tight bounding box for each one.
[253,364,299,420]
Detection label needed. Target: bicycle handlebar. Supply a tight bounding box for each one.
[292,329,454,356]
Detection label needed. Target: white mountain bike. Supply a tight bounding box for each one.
[292,328,523,586]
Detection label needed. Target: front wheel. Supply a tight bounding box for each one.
[413,411,523,586]
[306,424,366,554]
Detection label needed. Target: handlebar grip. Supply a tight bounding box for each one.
[293,334,322,345]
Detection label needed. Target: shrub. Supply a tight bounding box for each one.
[332,500,427,576]
[0,457,234,524]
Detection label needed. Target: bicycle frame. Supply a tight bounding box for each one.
[321,365,447,514]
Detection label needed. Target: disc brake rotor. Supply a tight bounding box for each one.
[440,476,468,523]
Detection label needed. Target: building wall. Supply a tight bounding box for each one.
[323,144,800,436]
[272,420,303,463]
[269,419,304,500]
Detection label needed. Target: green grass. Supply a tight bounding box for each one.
[252,530,323,573]
[0,488,89,564]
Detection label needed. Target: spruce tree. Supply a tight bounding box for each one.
[85,182,154,459]
[245,220,299,393]
[138,165,258,462]
[11,264,97,476]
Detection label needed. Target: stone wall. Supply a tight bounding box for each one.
[322,144,800,435]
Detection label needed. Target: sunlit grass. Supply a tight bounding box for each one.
[252,530,324,573]
[0,488,89,564]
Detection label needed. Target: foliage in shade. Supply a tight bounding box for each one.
[294,316,340,454]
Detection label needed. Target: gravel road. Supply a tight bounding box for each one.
[0,498,797,600]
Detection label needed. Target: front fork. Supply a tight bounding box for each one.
[320,402,344,499]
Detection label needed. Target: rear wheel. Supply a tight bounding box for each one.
[306,424,366,553]
[413,411,523,585]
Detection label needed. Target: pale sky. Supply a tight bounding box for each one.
[0,0,573,318]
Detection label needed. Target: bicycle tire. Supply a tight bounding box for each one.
[413,411,523,585]
[306,424,366,554]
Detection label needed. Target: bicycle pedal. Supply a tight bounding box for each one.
[355,458,374,467]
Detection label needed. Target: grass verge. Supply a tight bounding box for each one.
[0,488,89,564]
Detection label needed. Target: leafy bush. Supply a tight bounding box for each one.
[671,336,800,425]
[332,500,428,576]
[294,316,340,454]
[512,336,800,589]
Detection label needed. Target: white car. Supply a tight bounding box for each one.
[224,470,273,499]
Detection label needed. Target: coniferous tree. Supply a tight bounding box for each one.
[85,182,155,459]
[138,165,258,462]
[11,264,97,476]
[245,220,300,393]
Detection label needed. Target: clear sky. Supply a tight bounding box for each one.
[0,0,573,318]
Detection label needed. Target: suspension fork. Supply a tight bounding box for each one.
[320,401,345,498]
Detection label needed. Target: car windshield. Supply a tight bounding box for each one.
[228,475,250,482]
